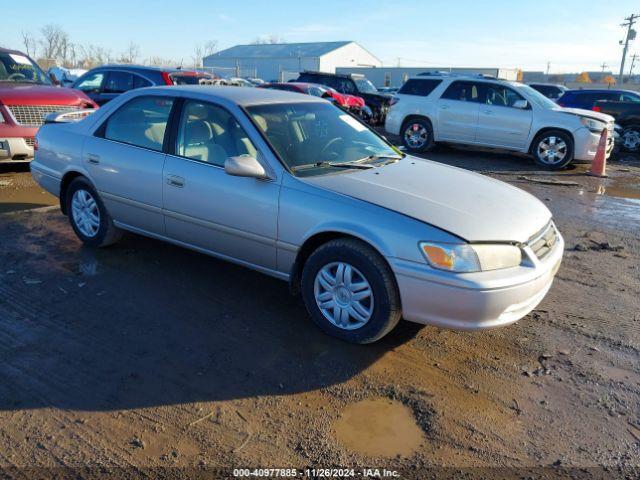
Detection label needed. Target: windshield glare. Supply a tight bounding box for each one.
[354,78,377,93]
[0,53,50,84]
[247,102,401,176]
[516,84,559,109]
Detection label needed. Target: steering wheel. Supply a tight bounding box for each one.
[319,137,345,161]
[8,73,27,81]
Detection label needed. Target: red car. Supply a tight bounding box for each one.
[259,82,372,121]
[1,47,97,162]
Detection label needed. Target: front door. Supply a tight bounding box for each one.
[476,84,533,149]
[436,81,481,143]
[83,95,175,234]
[162,99,280,271]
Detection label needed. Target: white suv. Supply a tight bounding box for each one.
[385,74,615,169]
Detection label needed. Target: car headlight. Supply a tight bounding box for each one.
[419,242,522,273]
[580,117,606,133]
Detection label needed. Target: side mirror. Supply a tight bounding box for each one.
[513,99,529,109]
[225,155,271,180]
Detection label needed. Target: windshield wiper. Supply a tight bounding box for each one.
[291,161,374,172]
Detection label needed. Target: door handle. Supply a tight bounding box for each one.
[166,175,185,188]
[483,110,494,115]
[440,105,449,110]
[86,153,101,164]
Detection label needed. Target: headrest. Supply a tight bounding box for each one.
[253,115,268,132]
[184,120,212,144]
[187,103,210,121]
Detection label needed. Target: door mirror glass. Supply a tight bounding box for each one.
[513,99,529,109]
[225,155,270,179]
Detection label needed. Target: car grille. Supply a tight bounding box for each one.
[528,222,558,260]
[23,137,35,148]
[7,105,81,127]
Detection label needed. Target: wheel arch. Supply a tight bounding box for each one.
[528,127,575,154]
[288,230,395,296]
[59,170,91,215]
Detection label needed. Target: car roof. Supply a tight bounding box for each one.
[0,47,29,56]
[88,64,193,73]
[139,85,325,106]
[563,88,638,94]
[529,83,566,87]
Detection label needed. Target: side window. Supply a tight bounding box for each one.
[398,79,442,96]
[103,96,174,151]
[622,93,640,102]
[441,81,480,102]
[133,74,152,89]
[76,72,104,92]
[176,100,258,167]
[484,85,525,107]
[104,71,134,94]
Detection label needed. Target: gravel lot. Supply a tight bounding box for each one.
[0,148,638,479]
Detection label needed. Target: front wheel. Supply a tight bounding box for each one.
[401,118,435,153]
[532,130,574,170]
[66,177,123,247]
[301,239,402,344]
[621,124,640,152]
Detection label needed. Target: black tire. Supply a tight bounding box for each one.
[65,177,123,247]
[620,124,640,152]
[531,130,574,170]
[401,117,435,153]
[301,238,402,344]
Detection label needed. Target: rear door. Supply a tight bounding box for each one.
[436,81,481,143]
[476,83,533,149]
[83,95,175,234]
[99,71,135,105]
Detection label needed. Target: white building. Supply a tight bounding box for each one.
[203,41,382,82]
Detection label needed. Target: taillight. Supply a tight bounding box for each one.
[593,106,601,112]
[161,71,174,85]
[389,96,399,106]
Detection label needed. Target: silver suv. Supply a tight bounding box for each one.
[385,73,615,169]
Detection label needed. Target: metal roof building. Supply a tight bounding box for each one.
[203,41,382,82]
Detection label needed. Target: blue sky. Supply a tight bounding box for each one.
[1,0,638,72]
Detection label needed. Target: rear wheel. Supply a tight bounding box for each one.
[401,118,435,153]
[532,130,574,169]
[621,124,640,152]
[301,239,402,344]
[66,177,122,247]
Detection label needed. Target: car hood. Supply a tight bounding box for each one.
[359,91,393,104]
[301,157,552,243]
[0,83,93,106]
[558,107,614,123]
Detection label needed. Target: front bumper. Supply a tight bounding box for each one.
[391,231,564,330]
[0,137,35,162]
[573,127,614,162]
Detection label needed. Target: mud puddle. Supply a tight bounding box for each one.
[333,398,424,458]
[594,176,640,201]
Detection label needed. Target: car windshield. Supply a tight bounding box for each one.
[0,52,51,84]
[516,84,559,109]
[354,77,377,93]
[246,102,402,176]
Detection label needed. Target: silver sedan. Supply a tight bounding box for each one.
[30,86,563,344]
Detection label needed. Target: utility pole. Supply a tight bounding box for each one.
[629,53,638,79]
[600,62,608,73]
[546,61,551,81]
[619,14,640,84]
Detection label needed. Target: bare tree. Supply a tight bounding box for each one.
[39,24,69,62]
[251,34,285,45]
[204,40,218,57]
[78,44,112,68]
[192,44,204,68]
[118,41,140,64]
[21,31,38,58]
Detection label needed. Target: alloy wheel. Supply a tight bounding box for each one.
[71,189,101,238]
[537,136,568,165]
[404,123,428,149]
[313,262,374,330]
[622,129,640,150]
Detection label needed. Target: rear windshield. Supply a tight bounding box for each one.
[399,79,442,96]
[170,74,204,85]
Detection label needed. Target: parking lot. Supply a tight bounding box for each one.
[0,147,638,477]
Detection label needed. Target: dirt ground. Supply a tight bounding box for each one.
[0,148,639,479]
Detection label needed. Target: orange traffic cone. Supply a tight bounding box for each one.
[588,128,608,178]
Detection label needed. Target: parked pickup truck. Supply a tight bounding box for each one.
[1,47,97,162]
[594,100,640,152]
